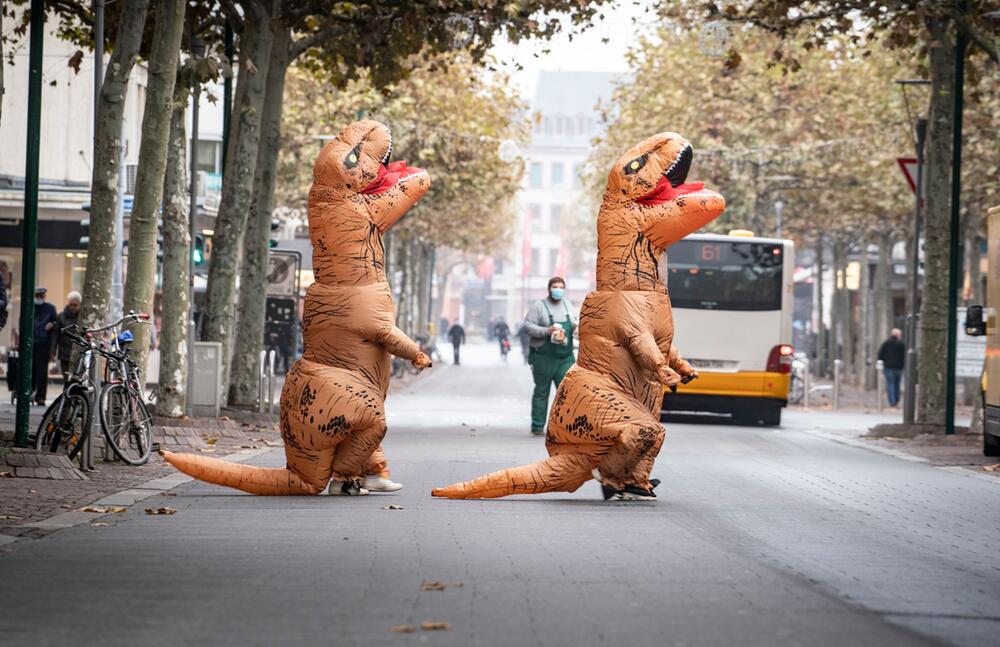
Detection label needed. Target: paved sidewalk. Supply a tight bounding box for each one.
[1,343,997,647]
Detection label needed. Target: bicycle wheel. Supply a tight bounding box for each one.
[35,392,91,458]
[99,383,152,465]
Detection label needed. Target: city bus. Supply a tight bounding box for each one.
[661,231,795,426]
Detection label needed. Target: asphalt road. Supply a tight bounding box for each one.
[1,342,997,647]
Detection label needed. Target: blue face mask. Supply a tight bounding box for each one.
[549,288,564,301]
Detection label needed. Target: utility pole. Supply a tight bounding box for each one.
[945,11,968,435]
[14,0,45,447]
[903,118,927,425]
[186,38,204,417]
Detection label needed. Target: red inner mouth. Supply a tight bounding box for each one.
[360,160,425,195]
[635,176,705,206]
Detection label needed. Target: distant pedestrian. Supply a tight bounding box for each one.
[877,328,906,407]
[32,287,58,406]
[516,323,530,364]
[523,277,577,435]
[0,274,7,333]
[447,320,466,365]
[53,291,82,375]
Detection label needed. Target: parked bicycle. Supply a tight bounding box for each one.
[34,312,154,466]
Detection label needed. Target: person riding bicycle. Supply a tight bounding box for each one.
[493,317,511,356]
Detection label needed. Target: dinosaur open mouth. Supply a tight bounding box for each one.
[360,160,425,196]
[635,144,705,206]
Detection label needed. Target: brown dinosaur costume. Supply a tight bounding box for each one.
[163,121,431,495]
[433,132,724,500]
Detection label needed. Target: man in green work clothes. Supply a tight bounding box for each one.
[523,276,577,436]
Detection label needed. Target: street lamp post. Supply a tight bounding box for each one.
[903,117,927,425]
[774,200,784,239]
[895,78,931,426]
[186,38,205,418]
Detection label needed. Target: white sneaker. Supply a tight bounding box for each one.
[363,475,403,492]
[328,480,370,496]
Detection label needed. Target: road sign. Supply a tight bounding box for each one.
[956,307,986,379]
[266,251,299,296]
[896,158,921,194]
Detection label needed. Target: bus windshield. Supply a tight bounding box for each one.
[667,239,783,311]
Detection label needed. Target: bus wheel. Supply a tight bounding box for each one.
[985,432,1000,457]
[736,407,781,427]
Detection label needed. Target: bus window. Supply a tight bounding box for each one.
[667,240,783,311]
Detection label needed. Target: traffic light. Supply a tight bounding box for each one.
[269,219,280,249]
[193,234,206,266]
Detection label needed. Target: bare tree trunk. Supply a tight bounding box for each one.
[230,28,290,407]
[858,234,873,389]
[918,15,957,427]
[416,242,430,338]
[831,240,846,372]
[395,239,409,331]
[80,0,149,330]
[1,7,4,128]
[156,72,191,417]
[122,0,186,379]
[814,234,826,377]
[874,229,893,343]
[202,2,274,398]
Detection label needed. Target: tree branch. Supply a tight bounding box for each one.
[955,12,1000,66]
[290,24,350,58]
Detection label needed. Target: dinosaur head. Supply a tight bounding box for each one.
[605,132,724,251]
[312,120,430,232]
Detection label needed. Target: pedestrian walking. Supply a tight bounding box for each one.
[32,287,58,406]
[53,291,81,375]
[516,323,531,364]
[523,276,577,435]
[447,319,466,365]
[877,328,906,407]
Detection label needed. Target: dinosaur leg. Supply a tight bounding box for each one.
[331,418,387,481]
[363,445,390,478]
[431,452,596,499]
[161,445,332,496]
[594,422,665,491]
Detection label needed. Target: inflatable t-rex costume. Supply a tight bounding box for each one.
[433,132,724,501]
[163,120,431,495]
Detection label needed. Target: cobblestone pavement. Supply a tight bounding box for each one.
[0,343,997,647]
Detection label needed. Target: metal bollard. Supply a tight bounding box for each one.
[833,359,842,410]
[267,350,276,414]
[875,360,884,412]
[258,350,267,414]
[802,357,811,408]
[82,345,98,470]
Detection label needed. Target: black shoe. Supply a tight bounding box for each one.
[530,428,545,436]
[621,485,656,500]
[601,483,621,501]
[649,479,660,490]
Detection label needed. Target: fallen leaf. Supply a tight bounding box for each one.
[161,492,177,496]
[983,464,1000,472]
[421,581,462,591]
[91,522,110,527]
[0,471,13,478]
[203,438,218,445]
[0,514,21,520]
[78,506,108,513]
[240,445,258,449]
[389,625,416,633]
[60,504,73,509]
[108,506,127,513]
[145,507,176,515]
[420,621,452,631]
[29,489,37,494]
[382,505,404,511]
[197,448,216,453]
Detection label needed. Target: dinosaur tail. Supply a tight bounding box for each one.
[431,453,594,499]
[161,451,323,496]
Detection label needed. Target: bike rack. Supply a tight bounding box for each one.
[876,360,885,412]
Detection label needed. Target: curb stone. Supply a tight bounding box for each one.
[2,446,274,546]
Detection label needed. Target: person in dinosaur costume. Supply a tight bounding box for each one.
[433,131,725,501]
[163,120,432,495]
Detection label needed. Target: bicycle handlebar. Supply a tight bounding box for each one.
[87,311,151,334]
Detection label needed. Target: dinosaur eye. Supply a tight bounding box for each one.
[624,154,648,176]
[344,144,362,170]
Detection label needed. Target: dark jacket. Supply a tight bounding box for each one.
[54,307,80,362]
[33,301,58,351]
[447,324,465,346]
[0,284,7,330]
[877,336,906,370]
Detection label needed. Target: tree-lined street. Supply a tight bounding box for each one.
[2,343,997,646]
